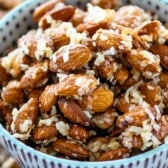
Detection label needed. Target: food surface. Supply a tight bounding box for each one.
[0,0,168,162]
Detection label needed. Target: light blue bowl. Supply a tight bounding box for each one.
[0,0,168,168]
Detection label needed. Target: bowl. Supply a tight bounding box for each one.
[0,0,168,168]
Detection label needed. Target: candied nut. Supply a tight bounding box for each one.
[153,115,168,142]
[139,82,161,106]
[114,65,129,84]
[18,31,54,60]
[32,125,58,142]
[69,125,90,142]
[27,88,44,99]
[0,61,11,85]
[39,85,57,113]
[77,22,108,36]
[14,98,39,133]
[79,86,114,113]
[115,94,135,113]
[0,0,22,9]
[71,8,86,26]
[116,106,148,128]
[0,99,12,120]
[158,73,168,88]
[20,61,48,89]
[45,28,70,50]
[33,0,64,22]
[39,5,76,29]
[97,147,130,161]
[94,56,114,79]
[58,98,90,126]
[113,5,151,28]
[92,29,122,50]
[132,135,143,150]
[49,44,92,72]
[92,108,117,129]
[55,74,98,97]
[1,80,25,104]
[150,44,168,70]
[52,139,89,158]
[125,49,161,74]
[91,0,119,9]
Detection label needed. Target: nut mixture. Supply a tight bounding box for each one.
[0,0,168,161]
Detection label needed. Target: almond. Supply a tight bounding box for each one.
[69,125,90,142]
[52,139,89,158]
[140,82,161,105]
[20,61,48,89]
[58,98,90,126]
[79,86,114,113]
[150,44,168,70]
[97,147,129,161]
[1,80,25,104]
[33,0,64,22]
[159,73,168,88]
[49,44,92,72]
[33,125,58,142]
[39,84,57,113]
[39,5,76,29]
[55,74,98,97]
[14,98,39,133]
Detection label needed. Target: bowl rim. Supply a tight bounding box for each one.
[0,0,168,166]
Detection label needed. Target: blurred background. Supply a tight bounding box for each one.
[0,1,22,167]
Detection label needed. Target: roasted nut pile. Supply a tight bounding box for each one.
[0,0,168,161]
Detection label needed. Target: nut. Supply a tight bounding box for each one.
[33,0,64,22]
[79,86,114,113]
[55,74,98,97]
[58,98,90,126]
[49,44,92,72]
[158,73,168,88]
[39,85,57,113]
[39,5,76,29]
[52,139,89,158]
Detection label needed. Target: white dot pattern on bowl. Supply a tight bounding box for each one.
[0,0,168,168]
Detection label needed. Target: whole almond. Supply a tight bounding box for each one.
[14,98,39,133]
[150,44,168,70]
[33,125,58,142]
[55,74,98,97]
[1,80,25,104]
[39,84,57,113]
[140,82,161,105]
[52,139,89,158]
[49,44,92,72]
[33,0,64,22]
[39,5,76,29]
[79,86,114,113]
[58,98,90,126]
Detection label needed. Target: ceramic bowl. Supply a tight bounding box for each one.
[0,0,168,168]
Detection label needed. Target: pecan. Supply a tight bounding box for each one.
[39,5,76,29]
[14,98,39,133]
[97,147,130,161]
[52,139,89,158]
[69,125,90,142]
[92,108,117,129]
[79,86,114,113]
[58,98,90,126]
[150,44,168,70]
[1,80,25,104]
[32,125,58,142]
[33,0,64,22]
[20,61,48,89]
[39,85,57,113]
[140,82,161,106]
[55,74,98,97]
[49,44,92,72]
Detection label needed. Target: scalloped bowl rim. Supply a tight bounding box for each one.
[0,0,168,166]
